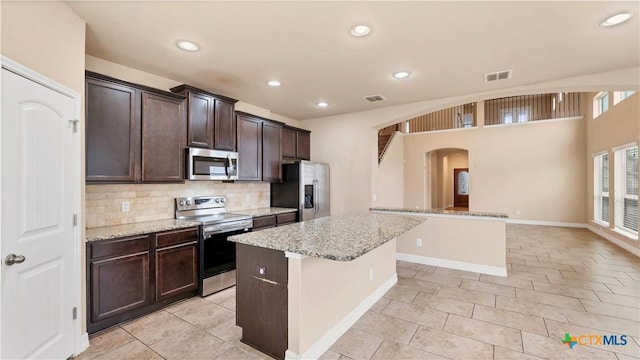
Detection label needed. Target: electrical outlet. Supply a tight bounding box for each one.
[245,194,251,202]
[516,210,521,215]
[369,269,374,281]
[416,238,422,247]
[372,194,377,201]
[121,201,130,213]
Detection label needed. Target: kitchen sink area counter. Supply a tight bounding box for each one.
[229,213,425,261]
[85,219,201,241]
[237,207,297,217]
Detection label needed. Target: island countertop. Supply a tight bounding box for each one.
[370,207,508,219]
[228,213,425,261]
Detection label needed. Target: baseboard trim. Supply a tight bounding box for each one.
[75,332,90,356]
[397,253,507,277]
[506,219,588,228]
[285,273,398,360]
[587,225,640,257]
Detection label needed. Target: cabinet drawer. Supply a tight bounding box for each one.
[253,215,276,230]
[90,235,150,259]
[276,212,296,224]
[156,227,199,249]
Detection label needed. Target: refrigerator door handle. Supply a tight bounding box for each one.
[313,179,319,214]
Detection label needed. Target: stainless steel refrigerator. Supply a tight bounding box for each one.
[271,161,330,221]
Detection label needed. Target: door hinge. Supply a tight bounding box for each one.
[69,119,80,133]
[72,307,77,320]
[73,214,78,226]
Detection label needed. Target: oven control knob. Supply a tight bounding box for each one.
[220,198,225,203]
[215,198,220,203]
[179,200,185,206]
[186,200,191,206]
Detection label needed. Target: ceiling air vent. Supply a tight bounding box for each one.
[364,94,386,102]
[484,70,512,82]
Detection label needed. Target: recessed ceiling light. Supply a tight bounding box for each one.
[316,101,329,108]
[350,25,371,37]
[267,80,281,87]
[176,40,199,52]
[392,71,411,79]
[600,12,633,27]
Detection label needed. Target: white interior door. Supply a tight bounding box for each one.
[1,67,76,359]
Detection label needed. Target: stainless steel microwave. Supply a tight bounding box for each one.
[186,148,239,181]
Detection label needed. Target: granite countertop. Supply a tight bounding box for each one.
[236,207,298,217]
[228,213,425,261]
[370,207,508,219]
[86,219,201,242]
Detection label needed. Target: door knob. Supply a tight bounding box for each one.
[5,254,26,265]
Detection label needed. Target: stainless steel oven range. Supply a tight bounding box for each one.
[175,196,252,296]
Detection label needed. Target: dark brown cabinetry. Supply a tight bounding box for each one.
[171,85,238,151]
[236,244,288,360]
[282,126,311,161]
[85,72,186,184]
[236,112,282,182]
[252,211,297,231]
[87,227,198,334]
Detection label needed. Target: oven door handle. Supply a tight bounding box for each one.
[225,156,230,179]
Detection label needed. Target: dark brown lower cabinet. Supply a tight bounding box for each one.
[87,227,198,334]
[252,211,298,231]
[236,244,288,360]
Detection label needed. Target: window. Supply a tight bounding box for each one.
[614,145,638,237]
[594,153,610,225]
[613,91,635,105]
[500,107,530,124]
[593,92,609,117]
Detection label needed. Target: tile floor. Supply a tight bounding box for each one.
[77,225,640,360]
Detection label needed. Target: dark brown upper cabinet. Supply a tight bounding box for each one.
[85,71,187,184]
[236,112,282,183]
[170,85,238,151]
[282,125,311,161]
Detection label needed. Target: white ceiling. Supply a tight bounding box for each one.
[67,1,639,120]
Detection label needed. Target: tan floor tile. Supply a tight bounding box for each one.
[382,286,420,303]
[506,271,550,283]
[411,271,463,288]
[444,313,523,351]
[627,272,639,281]
[411,291,474,317]
[408,325,494,359]
[605,283,640,297]
[579,263,640,274]
[473,304,548,336]
[329,328,383,360]
[511,264,563,277]
[219,297,236,311]
[436,286,496,307]
[433,267,480,280]
[396,261,437,273]
[381,300,448,329]
[371,340,448,360]
[532,282,600,301]
[616,277,640,288]
[76,327,136,360]
[480,273,534,290]
[396,267,418,278]
[150,327,232,359]
[580,299,640,321]
[524,259,578,271]
[338,356,355,360]
[164,296,210,314]
[616,354,640,360]
[521,331,618,359]
[205,287,236,304]
[213,347,254,360]
[206,317,242,342]
[496,295,570,323]
[571,266,636,280]
[563,309,640,337]
[494,346,545,360]
[546,275,614,292]
[515,288,584,310]
[227,340,273,360]
[395,277,441,294]
[121,310,193,346]
[353,311,419,345]
[560,271,625,285]
[460,278,516,297]
[506,253,540,262]
[595,291,640,308]
[319,349,342,360]
[172,300,235,332]
[544,318,640,358]
[369,297,391,314]
[93,340,162,360]
[507,256,527,265]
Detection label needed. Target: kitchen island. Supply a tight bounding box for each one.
[228,213,425,360]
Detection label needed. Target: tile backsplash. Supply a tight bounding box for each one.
[86,181,270,228]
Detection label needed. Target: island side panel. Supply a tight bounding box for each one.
[396,215,507,274]
[236,243,288,360]
[287,239,397,357]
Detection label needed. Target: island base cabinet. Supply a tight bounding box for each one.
[236,244,288,360]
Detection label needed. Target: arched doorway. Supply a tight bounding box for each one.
[425,148,469,210]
